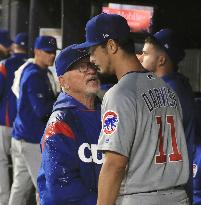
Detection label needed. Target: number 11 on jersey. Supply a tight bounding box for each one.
[155,115,182,164]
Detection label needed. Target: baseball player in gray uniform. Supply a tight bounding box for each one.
[75,13,190,205]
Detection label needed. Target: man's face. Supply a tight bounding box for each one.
[139,43,160,72]
[89,43,113,75]
[60,57,100,97]
[36,49,56,68]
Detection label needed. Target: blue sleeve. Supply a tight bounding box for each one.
[0,74,5,99]
[42,134,97,205]
[26,74,54,119]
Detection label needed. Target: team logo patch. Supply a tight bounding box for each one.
[147,74,155,80]
[193,164,198,178]
[102,111,119,135]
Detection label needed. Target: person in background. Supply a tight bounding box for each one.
[0,32,28,205]
[9,35,58,205]
[139,28,196,204]
[75,13,190,205]
[37,44,103,205]
[0,29,13,61]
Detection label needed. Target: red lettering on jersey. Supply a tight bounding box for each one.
[155,115,182,164]
[167,115,182,162]
[155,116,167,163]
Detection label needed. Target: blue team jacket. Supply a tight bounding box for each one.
[162,72,195,141]
[12,63,56,143]
[162,71,196,202]
[162,72,195,154]
[0,53,27,127]
[37,92,103,205]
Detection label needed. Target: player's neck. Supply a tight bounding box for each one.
[35,58,48,69]
[155,64,174,78]
[114,54,145,80]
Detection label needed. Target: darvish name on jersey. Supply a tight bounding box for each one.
[142,87,178,112]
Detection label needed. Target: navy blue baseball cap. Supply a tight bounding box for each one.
[0,29,13,47]
[55,44,89,76]
[75,13,131,49]
[153,28,185,64]
[34,35,58,52]
[14,32,28,48]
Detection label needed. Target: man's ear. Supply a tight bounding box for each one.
[158,55,166,66]
[107,39,118,54]
[58,75,69,90]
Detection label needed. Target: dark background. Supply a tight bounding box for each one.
[144,0,201,48]
[1,0,201,92]
[1,0,201,49]
[92,0,201,48]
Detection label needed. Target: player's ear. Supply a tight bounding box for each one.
[158,55,166,66]
[107,39,118,54]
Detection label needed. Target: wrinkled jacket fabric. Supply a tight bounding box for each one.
[37,92,103,205]
[12,62,56,143]
[0,53,27,127]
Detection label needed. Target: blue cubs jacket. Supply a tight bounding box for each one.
[0,53,27,127]
[12,62,56,143]
[162,71,196,202]
[37,92,103,205]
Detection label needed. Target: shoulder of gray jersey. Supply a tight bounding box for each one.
[104,72,182,115]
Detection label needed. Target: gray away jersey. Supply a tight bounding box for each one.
[98,71,189,195]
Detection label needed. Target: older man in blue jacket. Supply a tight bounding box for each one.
[37,44,103,205]
[9,36,58,205]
